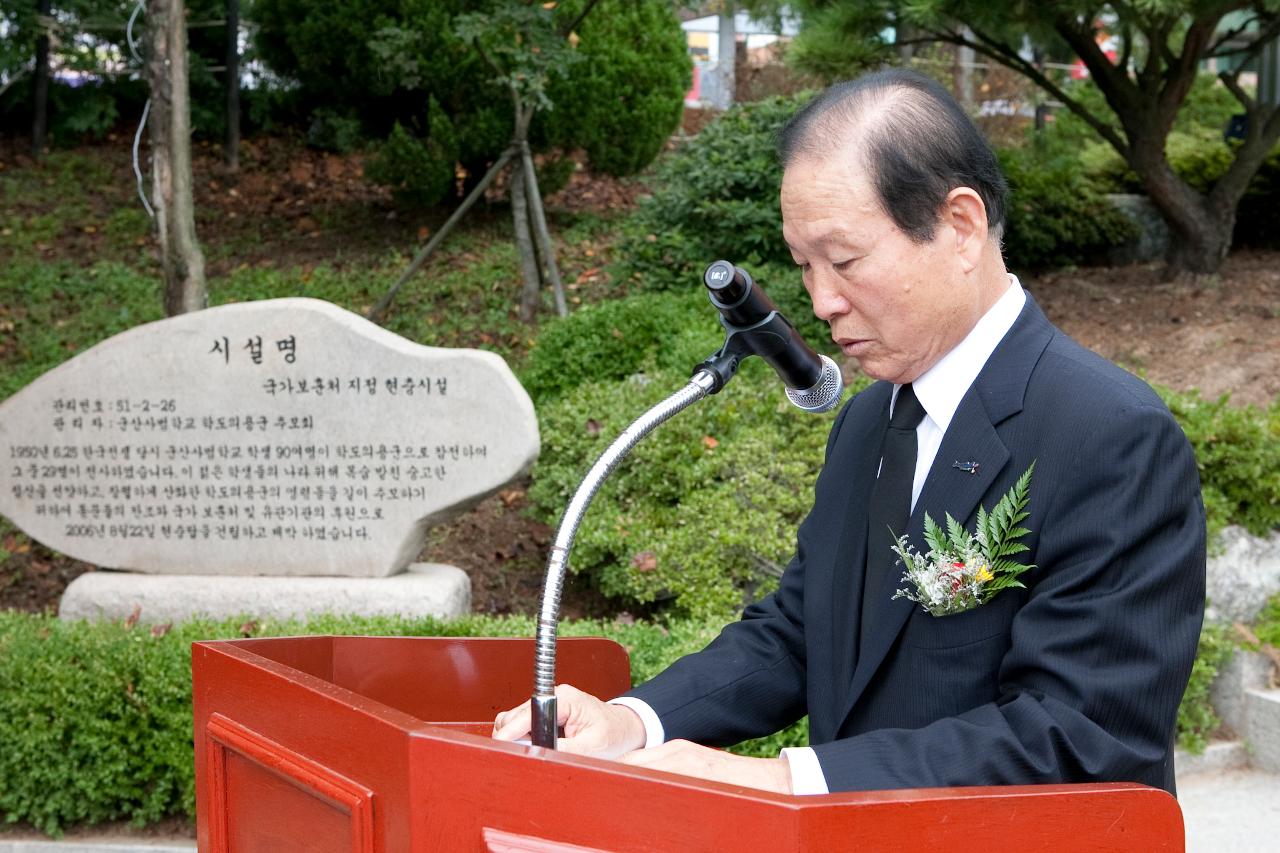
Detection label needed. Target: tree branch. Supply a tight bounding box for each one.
[560,0,604,38]
[1155,16,1220,132]
[924,25,1129,155]
[1267,103,1280,142]
[1215,15,1280,72]
[472,40,504,82]
[1118,20,1133,73]
[1219,70,1256,113]
[1207,100,1280,213]
[1207,15,1259,57]
[1055,13,1125,94]
[1156,17,1178,74]
[1122,12,1170,92]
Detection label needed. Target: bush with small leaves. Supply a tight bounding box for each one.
[0,611,739,835]
[1155,385,1280,542]
[615,95,807,292]
[997,143,1139,271]
[527,361,860,618]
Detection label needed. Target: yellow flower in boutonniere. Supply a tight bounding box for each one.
[890,462,1037,617]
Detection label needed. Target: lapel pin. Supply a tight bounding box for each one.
[953,460,980,475]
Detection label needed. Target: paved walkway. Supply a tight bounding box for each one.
[1180,767,1280,852]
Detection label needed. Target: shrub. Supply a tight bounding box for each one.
[0,599,1248,835]
[527,362,857,618]
[364,107,459,208]
[1155,385,1280,541]
[615,94,806,292]
[0,613,201,835]
[539,0,690,177]
[997,143,1138,271]
[0,610,756,835]
[252,0,687,195]
[519,289,722,403]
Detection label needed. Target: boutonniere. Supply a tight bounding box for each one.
[891,463,1036,616]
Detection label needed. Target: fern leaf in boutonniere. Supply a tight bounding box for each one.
[891,462,1036,617]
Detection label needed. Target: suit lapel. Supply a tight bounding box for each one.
[835,294,1056,725]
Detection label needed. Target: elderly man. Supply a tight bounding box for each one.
[494,69,1205,796]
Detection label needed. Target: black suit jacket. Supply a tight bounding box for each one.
[627,294,1206,793]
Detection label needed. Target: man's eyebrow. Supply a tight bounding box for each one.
[815,231,859,246]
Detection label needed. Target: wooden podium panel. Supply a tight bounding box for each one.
[192,636,1184,852]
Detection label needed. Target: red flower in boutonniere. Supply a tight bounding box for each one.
[890,463,1036,617]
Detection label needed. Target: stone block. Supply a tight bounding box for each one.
[57,563,470,623]
[0,298,539,577]
[1176,740,1250,778]
[1205,525,1280,625]
[1246,688,1280,774]
[1211,649,1275,738]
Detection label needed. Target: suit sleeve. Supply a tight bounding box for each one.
[622,396,860,745]
[812,402,1206,791]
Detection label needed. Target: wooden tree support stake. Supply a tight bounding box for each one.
[368,146,517,324]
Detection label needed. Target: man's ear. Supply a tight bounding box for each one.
[942,187,988,272]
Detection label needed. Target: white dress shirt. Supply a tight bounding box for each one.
[614,277,1027,794]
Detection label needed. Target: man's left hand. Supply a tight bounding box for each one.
[617,740,792,794]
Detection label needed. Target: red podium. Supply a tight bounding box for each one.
[192,636,1184,852]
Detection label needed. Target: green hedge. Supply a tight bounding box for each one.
[0,611,741,836]
[0,604,1253,837]
[527,362,860,618]
[519,289,723,403]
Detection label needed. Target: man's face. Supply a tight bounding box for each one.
[781,151,979,385]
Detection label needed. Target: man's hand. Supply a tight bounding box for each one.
[492,683,647,759]
[618,740,793,794]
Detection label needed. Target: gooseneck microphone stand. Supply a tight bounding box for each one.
[529,261,842,748]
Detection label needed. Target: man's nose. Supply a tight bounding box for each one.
[807,268,849,321]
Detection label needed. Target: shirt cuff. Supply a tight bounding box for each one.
[608,697,665,749]
[780,746,830,795]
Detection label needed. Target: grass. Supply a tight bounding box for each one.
[0,144,624,402]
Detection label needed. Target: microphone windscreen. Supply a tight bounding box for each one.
[784,354,843,413]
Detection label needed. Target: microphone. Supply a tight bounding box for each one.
[702,260,843,413]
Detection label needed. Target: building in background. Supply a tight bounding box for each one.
[680,7,800,109]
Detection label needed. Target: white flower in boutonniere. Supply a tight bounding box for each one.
[891,462,1036,617]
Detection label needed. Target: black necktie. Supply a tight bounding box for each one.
[860,383,926,651]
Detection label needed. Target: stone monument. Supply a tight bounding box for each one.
[0,298,540,621]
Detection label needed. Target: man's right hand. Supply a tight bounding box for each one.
[492,683,647,759]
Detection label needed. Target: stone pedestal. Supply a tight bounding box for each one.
[57,563,470,624]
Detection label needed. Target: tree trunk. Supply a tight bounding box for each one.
[1164,216,1233,277]
[147,0,208,316]
[224,0,240,171]
[1123,136,1232,276]
[31,0,51,160]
